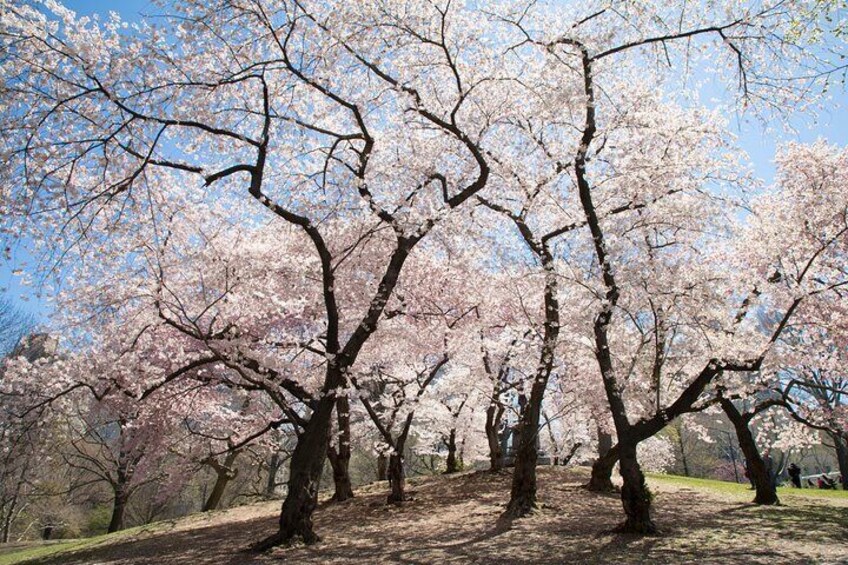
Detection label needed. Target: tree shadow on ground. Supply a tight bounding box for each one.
[22,467,848,565]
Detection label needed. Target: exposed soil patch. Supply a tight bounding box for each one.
[19,467,848,564]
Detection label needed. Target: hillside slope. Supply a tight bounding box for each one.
[7,467,848,565]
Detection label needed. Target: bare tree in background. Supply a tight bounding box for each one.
[0,297,35,357]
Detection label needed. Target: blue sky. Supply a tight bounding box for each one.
[65,0,154,18]
[2,0,847,324]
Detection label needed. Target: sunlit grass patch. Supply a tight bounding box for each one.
[0,521,177,565]
[0,539,98,565]
[647,473,848,500]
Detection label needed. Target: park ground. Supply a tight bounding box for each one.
[1,467,846,565]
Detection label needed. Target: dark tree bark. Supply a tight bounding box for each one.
[327,445,354,502]
[567,39,659,534]
[0,466,26,543]
[107,489,129,534]
[265,452,282,499]
[1,509,12,544]
[106,454,137,534]
[478,201,561,519]
[832,433,848,490]
[444,429,460,474]
[597,427,613,459]
[543,412,559,464]
[675,424,691,477]
[274,391,336,545]
[376,453,388,481]
[721,397,779,505]
[587,425,616,491]
[556,37,770,533]
[617,439,656,534]
[440,396,468,474]
[485,396,506,472]
[480,329,526,473]
[252,20,489,543]
[2,9,496,549]
[588,444,619,492]
[386,452,406,504]
[505,417,540,517]
[355,354,447,505]
[592,278,658,532]
[503,245,559,518]
[203,450,240,512]
[258,243,419,548]
[327,396,354,502]
[381,399,417,505]
[559,441,583,466]
[204,471,232,512]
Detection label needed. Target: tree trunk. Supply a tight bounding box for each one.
[1,510,11,543]
[560,442,583,466]
[108,490,129,533]
[327,445,354,502]
[265,453,282,499]
[1,478,22,543]
[254,224,414,550]
[588,444,619,492]
[504,248,559,518]
[597,427,613,458]
[445,429,460,474]
[674,423,690,477]
[831,433,848,490]
[721,398,779,505]
[256,391,336,549]
[203,451,240,512]
[376,453,388,481]
[505,404,541,517]
[327,396,354,502]
[203,471,231,512]
[485,403,505,472]
[616,439,656,534]
[387,452,405,504]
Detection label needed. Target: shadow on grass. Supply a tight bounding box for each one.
[19,467,848,565]
[714,502,848,542]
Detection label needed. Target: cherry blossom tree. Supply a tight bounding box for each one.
[2,0,847,546]
[354,355,448,504]
[539,375,593,467]
[350,248,481,502]
[471,283,536,473]
[484,3,847,531]
[0,335,58,541]
[715,389,786,504]
[180,390,287,512]
[767,299,848,488]
[428,369,488,474]
[0,0,507,545]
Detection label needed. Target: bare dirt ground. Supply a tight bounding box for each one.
[19,467,848,564]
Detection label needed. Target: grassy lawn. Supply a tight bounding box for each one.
[0,500,281,565]
[2,471,846,565]
[648,472,848,500]
[0,522,172,565]
[0,539,102,565]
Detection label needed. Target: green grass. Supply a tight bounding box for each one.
[647,472,848,500]
[0,539,98,565]
[0,521,171,565]
[0,501,272,565]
